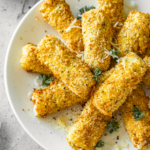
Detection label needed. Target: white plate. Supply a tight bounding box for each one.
[4,0,150,150]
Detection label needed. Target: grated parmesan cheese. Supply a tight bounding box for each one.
[114,22,119,27]
[49,6,61,16]
[121,58,126,71]
[33,105,38,116]
[76,51,84,62]
[65,18,82,32]
[104,48,118,59]
[65,26,82,32]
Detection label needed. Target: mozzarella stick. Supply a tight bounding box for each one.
[40,0,84,51]
[82,9,113,71]
[66,99,110,150]
[20,44,52,75]
[93,52,147,116]
[66,70,112,150]
[98,0,125,35]
[117,11,150,57]
[120,86,150,150]
[37,35,95,98]
[32,80,88,117]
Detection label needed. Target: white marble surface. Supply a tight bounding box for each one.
[0,0,44,149]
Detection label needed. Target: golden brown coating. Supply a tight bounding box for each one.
[40,0,84,51]
[93,52,147,116]
[142,56,150,89]
[37,35,95,98]
[82,9,113,71]
[117,11,150,57]
[32,79,88,117]
[98,0,125,35]
[120,85,150,150]
[66,68,114,150]
[20,44,52,75]
[66,99,110,150]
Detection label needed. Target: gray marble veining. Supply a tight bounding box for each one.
[0,0,44,149]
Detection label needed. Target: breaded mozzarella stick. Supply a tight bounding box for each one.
[40,0,84,51]
[66,70,113,150]
[37,35,95,98]
[82,9,113,71]
[93,52,147,116]
[32,80,88,117]
[120,86,150,150]
[117,11,150,57]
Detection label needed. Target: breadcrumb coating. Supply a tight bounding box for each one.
[66,100,110,150]
[32,79,88,117]
[66,71,112,150]
[20,44,52,75]
[120,85,150,150]
[37,35,95,98]
[142,56,150,89]
[117,11,150,57]
[98,0,125,36]
[93,52,147,116]
[82,9,113,71]
[40,0,84,51]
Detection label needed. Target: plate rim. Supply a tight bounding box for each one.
[4,0,47,149]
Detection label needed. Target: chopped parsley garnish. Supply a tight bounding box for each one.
[110,49,120,56]
[95,140,105,148]
[110,49,120,63]
[132,107,145,121]
[107,119,119,134]
[39,74,54,87]
[93,68,102,82]
[77,6,96,21]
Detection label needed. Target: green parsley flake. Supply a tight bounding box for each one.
[39,74,55,87]
[110,49,120,63]
[132,106,145,121]
[110,49,120,56]
[77,6,96,21]
[107,119,119,134]
[95,140,105,148]
[93,68,102,82]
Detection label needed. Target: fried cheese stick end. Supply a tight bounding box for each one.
[20,44,52,75]
[117,11,150,57]
[120,85,150,150]
[32,79,88,117]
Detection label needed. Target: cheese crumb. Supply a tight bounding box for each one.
[33,105,38,116]
[35,17,39,21]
